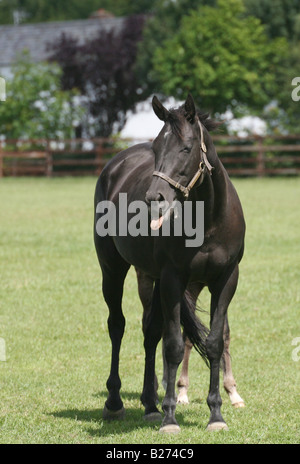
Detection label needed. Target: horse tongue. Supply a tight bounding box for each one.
[150,216,164,230]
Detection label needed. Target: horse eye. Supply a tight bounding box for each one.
[183,146,191,153]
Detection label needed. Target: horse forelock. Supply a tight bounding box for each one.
[166,105,220,140]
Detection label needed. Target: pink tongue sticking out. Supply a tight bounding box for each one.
[150,215,164,230]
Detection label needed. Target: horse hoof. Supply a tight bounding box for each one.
[177,393,189,405]
[207,422,229,432]
[144,412,162,422]
[103,405,125,421]
[232,401,245,409]
[159,424,181,434]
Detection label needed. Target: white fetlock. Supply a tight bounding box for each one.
[229,390,245,408]
[177,387,189,405]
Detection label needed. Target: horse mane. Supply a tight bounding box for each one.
[196,110,221,132]
[167,105,221,139]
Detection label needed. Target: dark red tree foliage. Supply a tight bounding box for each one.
[47,15,146,137]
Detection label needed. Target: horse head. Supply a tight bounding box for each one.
[146,94,215,230]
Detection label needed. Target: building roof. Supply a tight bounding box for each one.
[0,17,125,66]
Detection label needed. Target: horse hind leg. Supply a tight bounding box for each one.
[176,283,204,405]
[176,321,246,408]
[222,315,245,408]
[176,337,193,404]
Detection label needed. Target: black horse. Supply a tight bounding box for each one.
[94,94,245,433]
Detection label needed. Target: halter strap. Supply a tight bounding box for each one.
[197,119,214,174]
[153,162,205,200]
[152,119,213,200]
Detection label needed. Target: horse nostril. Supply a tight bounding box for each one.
[145,191,164,205]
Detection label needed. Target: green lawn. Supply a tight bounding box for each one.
[0,177,299,444]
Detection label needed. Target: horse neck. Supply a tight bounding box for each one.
[194,147,229,228]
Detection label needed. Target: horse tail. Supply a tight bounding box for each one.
[180,290,209,366]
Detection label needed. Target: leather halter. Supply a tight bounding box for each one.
[152,118,213,200]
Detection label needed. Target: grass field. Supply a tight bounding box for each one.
[0,176,299,444]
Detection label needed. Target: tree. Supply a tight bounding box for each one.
[136,0,217,98]
[151,0,288,117]
[263,42,300,134]
[89,0,155,16]
[0,52,83,139]
[241,1,300,133]
[244,0,300,41]
[0,0,155,24]
[47,15,147,137]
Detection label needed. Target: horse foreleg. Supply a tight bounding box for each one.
[162,339,168,391]
[159,267,185,434]
[140,279,163,421]
[101,259,130,420]
[206,263,239,431]
[176,337,193,404]
[222,315,245,408]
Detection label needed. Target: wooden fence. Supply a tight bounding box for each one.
[213,134,300,176]
[1,135,300,177]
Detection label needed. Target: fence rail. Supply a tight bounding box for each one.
[1,135,300,177]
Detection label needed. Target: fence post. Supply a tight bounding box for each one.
[45,141,53,177]
[0,141,3,178]
[95,139,104,176]
[256,136,265,176]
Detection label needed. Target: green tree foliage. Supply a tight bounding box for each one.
[1,0,299,134]
[151,0,288,117]
[92,0,155,16]
[263,43,300,133]
[136,0,217,97]
[244,0,300,40]
[0,0,154,24]
[0,53,83,139]
[241,1,300,132]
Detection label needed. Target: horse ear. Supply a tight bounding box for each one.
[152,96,169,122]
[185,93,196,123]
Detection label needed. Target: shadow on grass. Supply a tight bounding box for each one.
[92,390,142,402]
[49,390,201,437]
